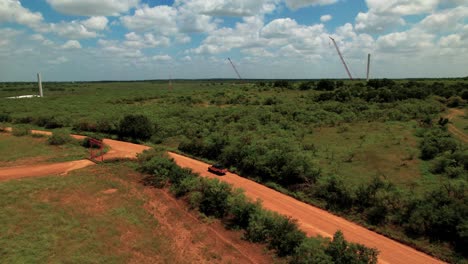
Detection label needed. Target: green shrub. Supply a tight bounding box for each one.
[48,131,73,145]
[118,114,153,141]
[12,126,31,137]
[227,189,261,229]
[446,96,465,107]
[326,231,378,264]
[292,237,333,264]
[198,179,232,218]
[0,113,11,123]
[80,137,103,148]
[267,216,306,257]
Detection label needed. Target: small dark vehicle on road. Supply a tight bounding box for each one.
[208,164,227,175]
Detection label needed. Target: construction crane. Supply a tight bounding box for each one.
[227,58,242,80]
[329,36,353,80]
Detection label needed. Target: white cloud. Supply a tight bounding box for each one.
[48,56,68,65]
[61,40,81,49]
[177,7,217,33]
[0,28,22,48]
[376,29,435,54]
[355,11,405,33]
[285,0,338,10]
[355,0,443,33]
[98,39,143,58]
[123,32,170,48]
[0,0,44,27]
[417,6,468,33]
[152,55,172,61]
[48,21,98,39]
[365,0,439,16]
[320,14,332,22]
[121,5,178,35]
[82,16,108,31]
[30,34,45,42]
[191,16,265,55]
[438,34,462,48]
[174,0,277,17]
[46,0,140,16]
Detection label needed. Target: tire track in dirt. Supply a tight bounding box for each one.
[168,152,444,264]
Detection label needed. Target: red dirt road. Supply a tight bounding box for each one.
[168,152,444,264]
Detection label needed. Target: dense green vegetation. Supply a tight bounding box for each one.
[1,78,467,262]
[138,149,378,263]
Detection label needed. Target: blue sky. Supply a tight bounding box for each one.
[0,0,467,81]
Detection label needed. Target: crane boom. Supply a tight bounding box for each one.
[329,37,353,80]
[227,58,242,80]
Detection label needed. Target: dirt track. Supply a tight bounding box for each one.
[168,152,444,264]
[446,108,468,143]
[0,160,95,181]
[0,129,150,181]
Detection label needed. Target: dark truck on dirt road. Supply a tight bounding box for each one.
[208,164,227,175]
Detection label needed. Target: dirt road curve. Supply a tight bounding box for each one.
[168,152,444,264]
[101,139,151,160]
[0,129,150,181]
[446,108,468,143]
[0,160,95,181]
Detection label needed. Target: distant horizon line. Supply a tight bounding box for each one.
[1,77,467,83]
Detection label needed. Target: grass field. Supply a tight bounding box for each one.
[307,122,421,186]
[0,162,275,263]
[0,133,88,166]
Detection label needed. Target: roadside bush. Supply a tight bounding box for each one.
[446,96,465,107]
[73,118,97,132]
[48,130,73,145]
[118,114,153,141]
[81,137,103,149]
[12,126,30,137]
[316,176,353,212]
[0,113,11,123]
[227,189,261,229]
[198,179,232,218]
[326,231,378,264]
[292,237,333,264]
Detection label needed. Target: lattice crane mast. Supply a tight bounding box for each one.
[227,58,242,80]
[329,36,353,80]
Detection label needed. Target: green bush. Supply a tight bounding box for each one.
[198,179,232,218]
[292,237,333,264]
[48,131,73,145]
[81,137,103,148]
[227,189,261,229]
[118,114,153,141]
[12,126,31,137]
[0,113,11,123]
[326,231,378,264]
